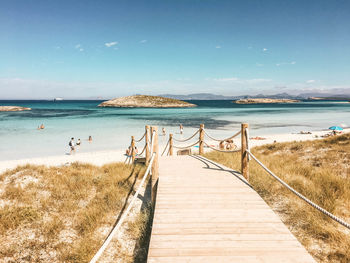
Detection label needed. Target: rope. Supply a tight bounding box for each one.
[173,140,200,149]
[203,129,241,142]
[161,139,170,156]
[246,150,350,230]
[124,155,130,164]
[134,132,146,143]
[203,141,241,153]
[89,152,156,263]
[136,144,147,157]
[172,130,200,142]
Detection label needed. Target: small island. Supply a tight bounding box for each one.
[234,98,300,104]
[98,95,197,108]
[0,106,31,112]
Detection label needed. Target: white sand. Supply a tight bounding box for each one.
[0,149,126,174]
[0,129,348,174]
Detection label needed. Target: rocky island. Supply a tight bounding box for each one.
[98,95,197,108]
[234,98,300,104]
[0,106,31,112]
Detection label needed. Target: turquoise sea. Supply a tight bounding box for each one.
[0,100,349,161]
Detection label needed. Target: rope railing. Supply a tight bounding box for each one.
[246,149,350,230]
[89,152,156,263]
[134,132,146,143]
[124,155,130,164]
[173,140,200,149]
[136,144,147,157]
[124,129,156,164]
[165,127,243,155]
[172,129,199,142]
[203,129,241,142]
[161,139,170,156]
[202,141,240,153]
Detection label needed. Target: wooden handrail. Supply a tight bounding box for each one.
[131,136,136,162]
[199,124,205,155]
[241,123,249,181]
[169,133,173,156]
[145,125,150,165]
[150,126,159,205]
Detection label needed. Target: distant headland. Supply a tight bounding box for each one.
[98,95,197,108]
[0,106,31,112]
[234,98,300,104]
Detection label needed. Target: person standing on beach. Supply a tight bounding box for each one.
[179,124,183,134]
[162,127,166,136]
[69,137,76,155]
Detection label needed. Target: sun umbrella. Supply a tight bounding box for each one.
[329,126,343,131]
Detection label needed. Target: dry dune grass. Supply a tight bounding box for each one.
[0,162,151,263]
[204,133,350,263]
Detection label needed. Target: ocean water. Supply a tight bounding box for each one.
[0,100,349,161]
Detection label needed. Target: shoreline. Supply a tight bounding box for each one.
[0,128,349,174]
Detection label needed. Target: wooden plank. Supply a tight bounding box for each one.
[147,156,316,262]
[148,255,314,263]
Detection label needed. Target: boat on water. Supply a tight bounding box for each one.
[53,98,64,101]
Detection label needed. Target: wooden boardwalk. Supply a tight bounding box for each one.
[147,155,316,263]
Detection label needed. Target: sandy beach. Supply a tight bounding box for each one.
[0,128,348,174]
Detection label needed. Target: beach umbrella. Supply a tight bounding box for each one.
[329,126,343,131]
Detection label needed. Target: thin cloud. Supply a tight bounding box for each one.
[211,77,271,84]
[256,63,264,67]
[215,45,221,49]
[74,44,84,52]
[263,48,268,52]
[214,77,238,82]
[276,61,296,66]
[306,80,315,84]
[105,41,118,47]
[140,40,147,43]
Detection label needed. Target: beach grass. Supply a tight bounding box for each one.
[0,162,151,263]
[204,133,350,263]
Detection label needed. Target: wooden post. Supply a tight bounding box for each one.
[241,123,249,181]
[169,133,173,156]
[131,136,136,163]
[151,126,159,205]
[145,125,150,165]
[199,124,205,155]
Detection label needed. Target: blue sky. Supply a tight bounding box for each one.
[1,0,350,99]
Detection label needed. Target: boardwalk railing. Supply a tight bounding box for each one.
[160,123,249,178]
[158,123,350,230]
[91,122,350,262]
[246,149,350,230]
[89,127,159,263]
